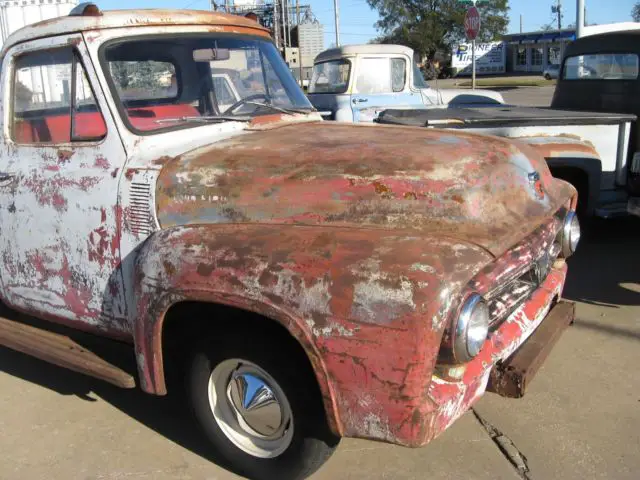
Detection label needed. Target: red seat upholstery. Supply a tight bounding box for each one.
[14,112,107,144]
[14,103,198,142]
[127,104,200,131]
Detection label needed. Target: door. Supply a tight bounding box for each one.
[351,56,420,122]
[0,35,129,334]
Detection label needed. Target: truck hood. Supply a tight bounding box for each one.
[156,122,574,257]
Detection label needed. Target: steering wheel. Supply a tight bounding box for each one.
[222,94,271,116]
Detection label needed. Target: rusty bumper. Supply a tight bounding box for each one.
[487,300,575,398]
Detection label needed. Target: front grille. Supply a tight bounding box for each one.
[485,242,561,329]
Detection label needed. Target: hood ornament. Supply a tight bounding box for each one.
[528,171,546,200]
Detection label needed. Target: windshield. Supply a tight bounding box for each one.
[563,53,639,80]
[413,61,428,89]
[102,35,312,133]
[309,59,351,94]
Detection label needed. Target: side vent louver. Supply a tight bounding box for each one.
[129,183,153,236]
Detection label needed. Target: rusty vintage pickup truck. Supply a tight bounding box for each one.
[0,5,580,480]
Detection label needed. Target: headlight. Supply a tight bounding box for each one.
[453,294,490,363]
[560,211,581,258]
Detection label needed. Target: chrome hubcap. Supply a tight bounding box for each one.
[208,359,294,458]
[227,372,283,438]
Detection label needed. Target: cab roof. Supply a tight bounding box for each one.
[315,44,415,63]
[2,8,269,55]
[564,29,640,57]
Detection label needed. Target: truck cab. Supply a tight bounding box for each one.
[307,44,504,122]
[550,30,640,216]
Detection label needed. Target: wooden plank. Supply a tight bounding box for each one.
[488,301,575,398]
[0,316,135,389]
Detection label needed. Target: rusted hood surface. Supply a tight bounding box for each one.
[156,122,574,256]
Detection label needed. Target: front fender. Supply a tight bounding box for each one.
[132,224,493,445]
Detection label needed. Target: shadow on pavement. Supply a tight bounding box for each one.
[0,345,236,475]
[563,217,640,308]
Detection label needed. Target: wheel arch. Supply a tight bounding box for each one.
[545,157,601,217]
[133,289,344,437]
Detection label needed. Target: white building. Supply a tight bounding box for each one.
[504,22,640,73]
[296,21,324,69]
[0,0,78,48]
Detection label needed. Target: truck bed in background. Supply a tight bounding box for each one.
[377,106,636,129]
[378,106,637,218]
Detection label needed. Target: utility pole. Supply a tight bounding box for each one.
[297,0,303,86]
[520,14,523,33]
[283,0,288,47]
[552,0,562,30]
[273,0,280,49]
[333,0,340,47]
[576,0,585,38]
[286,0,292,48]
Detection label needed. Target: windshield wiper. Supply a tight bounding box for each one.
[154,115,252,124]
[241,101,315,115]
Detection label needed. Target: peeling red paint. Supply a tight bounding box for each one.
[156,123,575,256]
[94,155,110,169]
[21,172,101,212]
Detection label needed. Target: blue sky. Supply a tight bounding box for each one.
[102,0,638,46]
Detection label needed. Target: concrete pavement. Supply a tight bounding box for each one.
[1,218,639,479]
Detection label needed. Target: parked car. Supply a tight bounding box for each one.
[543,64,560,80]
[378,30,640,220]
[0,5,579,480]
[307,44,504,122]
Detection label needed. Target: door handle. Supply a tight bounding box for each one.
[353,98,369,104]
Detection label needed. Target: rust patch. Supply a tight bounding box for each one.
[125,168,140,181]
[153,156,175,166]
[57,149,75,164]
[196,263,215,277]
[155,122,574,257]
[163,260,176,276]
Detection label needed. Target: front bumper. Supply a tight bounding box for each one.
[487,300,574,398]
[628,197,640,217]
[424,261,569,445]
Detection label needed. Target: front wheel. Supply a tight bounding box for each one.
[188,333,338,480]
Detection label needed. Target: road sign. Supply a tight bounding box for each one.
[464,6,481,40]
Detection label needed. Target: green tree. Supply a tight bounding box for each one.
[367,0,509,59]
[633,2,640,22]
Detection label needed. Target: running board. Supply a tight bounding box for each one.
[0,315,136,389]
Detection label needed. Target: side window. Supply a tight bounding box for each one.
[12,48,106,144]
[356,57,391,94]
[391,58,406,92]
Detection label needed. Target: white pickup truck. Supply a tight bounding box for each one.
[377,31,640,220]
[307,44,504,122]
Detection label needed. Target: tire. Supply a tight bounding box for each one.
[188,330,339,480]
[545,74,551,80]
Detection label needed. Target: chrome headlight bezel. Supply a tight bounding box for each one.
[560,211,581,258]
[453,293,490,363]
